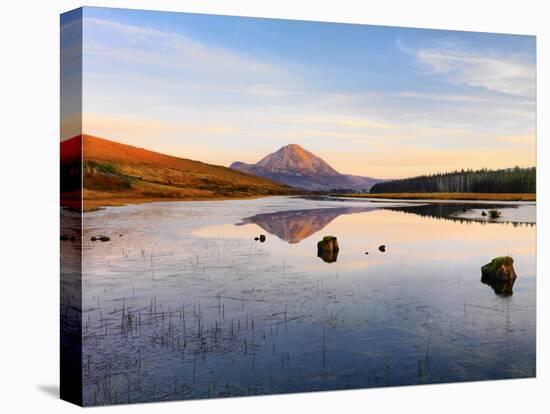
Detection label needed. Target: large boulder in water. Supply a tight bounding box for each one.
[317,236,339,263]
[481,256,517,282]
[481,256,517,296]
[482,277,516,296]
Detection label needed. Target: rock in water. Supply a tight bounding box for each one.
[488,210,501,219]
[481,211,487,216]
[259,234,266,242]
[378,245,386,252]
[317,236,339,263]
[481,257,517,296]
[482,277,516,296]
[99,236,110,242]
[318,236,339,253]
[481,256,517,282]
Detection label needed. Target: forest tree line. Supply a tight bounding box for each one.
[370,167,536,194]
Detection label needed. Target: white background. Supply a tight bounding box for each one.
[0,0,547,412]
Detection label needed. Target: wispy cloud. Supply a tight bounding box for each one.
[83,17,291,90]
[414,44,535,99]
[77,14,536,177]
[395,91,534,106]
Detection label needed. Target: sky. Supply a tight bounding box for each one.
[61,7,536,179]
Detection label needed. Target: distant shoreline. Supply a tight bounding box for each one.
[67,191,536,213]
[331,192,536,202]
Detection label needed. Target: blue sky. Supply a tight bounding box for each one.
[61,7,536,178]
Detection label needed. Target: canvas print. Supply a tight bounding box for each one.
[60,7,536,406]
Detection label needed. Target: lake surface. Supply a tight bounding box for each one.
[77,196,536,405]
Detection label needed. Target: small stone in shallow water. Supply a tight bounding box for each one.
[91,235,110,242]
[259,235,266,242]
[481,211,487,216]
[254,237,259,241]
[365,252,369,255]
[378,245,386,252]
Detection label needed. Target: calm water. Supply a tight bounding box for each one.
[77,196,536,405]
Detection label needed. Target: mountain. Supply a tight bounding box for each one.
[230,144,382,191]
[61,135,297,211]
[237,206,376,243]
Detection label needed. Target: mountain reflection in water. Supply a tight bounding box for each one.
[236,202,534,245]
[237,206,376,243]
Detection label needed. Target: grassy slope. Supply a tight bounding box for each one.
[332,192,536,201]
[79,135,297,210]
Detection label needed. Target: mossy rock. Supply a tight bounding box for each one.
[317,236,339,263]
[481,277,516,296]
[481,256,517,282]
[317,236,339,252]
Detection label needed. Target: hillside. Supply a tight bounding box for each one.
[230,144,382,191]
[370,167,536,194]
[62,135,298,211]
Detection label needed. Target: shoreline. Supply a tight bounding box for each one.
[76,193,303,212]
[65,191,536,213]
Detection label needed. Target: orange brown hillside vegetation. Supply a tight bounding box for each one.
[62,134,299,211]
